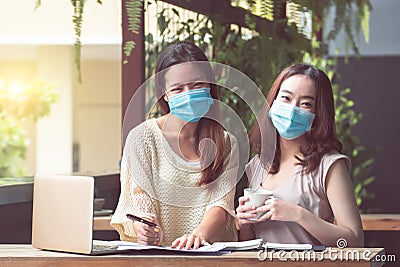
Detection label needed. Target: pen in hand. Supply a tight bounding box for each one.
[126,214,160,233]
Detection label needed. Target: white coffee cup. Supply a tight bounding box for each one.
[243,188,274,220]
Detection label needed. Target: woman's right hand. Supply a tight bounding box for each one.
[236,196,259,225]
[133,217,163,246]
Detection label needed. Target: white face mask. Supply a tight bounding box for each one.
[268,100,315,140]
[168,88,213,122]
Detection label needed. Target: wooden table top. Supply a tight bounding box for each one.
[360,213,400,231]
[0,244,385,267]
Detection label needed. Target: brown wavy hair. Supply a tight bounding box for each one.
[249,63,342,174]
[155,41,230,186]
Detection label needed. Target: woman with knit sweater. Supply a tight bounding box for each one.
[111,42,239,249]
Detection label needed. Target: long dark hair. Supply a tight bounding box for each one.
[249,63,342,174]
[155,41,230,186]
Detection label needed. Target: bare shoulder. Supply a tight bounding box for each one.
[325,158,353,192]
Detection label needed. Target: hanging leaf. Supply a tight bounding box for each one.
[34,0,42,11]
[70,0,87,83]
[361,2,371,43]
[123,41,136,64]
[123,0,144,63]
[158,10,169,35]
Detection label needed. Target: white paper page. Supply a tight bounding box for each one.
[213,239,263,250]
[263,242,313,250]
[212,239,313,251]
[110,240,227,253]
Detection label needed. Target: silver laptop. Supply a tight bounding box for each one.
[31,174,119,255]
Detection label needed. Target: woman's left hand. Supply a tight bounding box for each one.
[171,233,209,250]
[256,197,302,222]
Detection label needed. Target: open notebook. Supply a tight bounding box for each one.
[113,239,324,252]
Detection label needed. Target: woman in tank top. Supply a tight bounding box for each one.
[236,63,364,247]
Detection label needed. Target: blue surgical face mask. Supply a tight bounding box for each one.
[268,100,315,140]
[168,88,214,122]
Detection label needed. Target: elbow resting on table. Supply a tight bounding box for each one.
[331,226,364,248]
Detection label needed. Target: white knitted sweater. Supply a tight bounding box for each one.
[111,118,239,245]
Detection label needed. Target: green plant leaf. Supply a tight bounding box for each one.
[361,3,371,43]
[362,176,375,186]
[34,0,42,11]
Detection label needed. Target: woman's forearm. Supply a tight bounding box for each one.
[194,206,227,241]
[296,207,364,247]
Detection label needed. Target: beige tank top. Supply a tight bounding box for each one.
[244,151,351,245]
